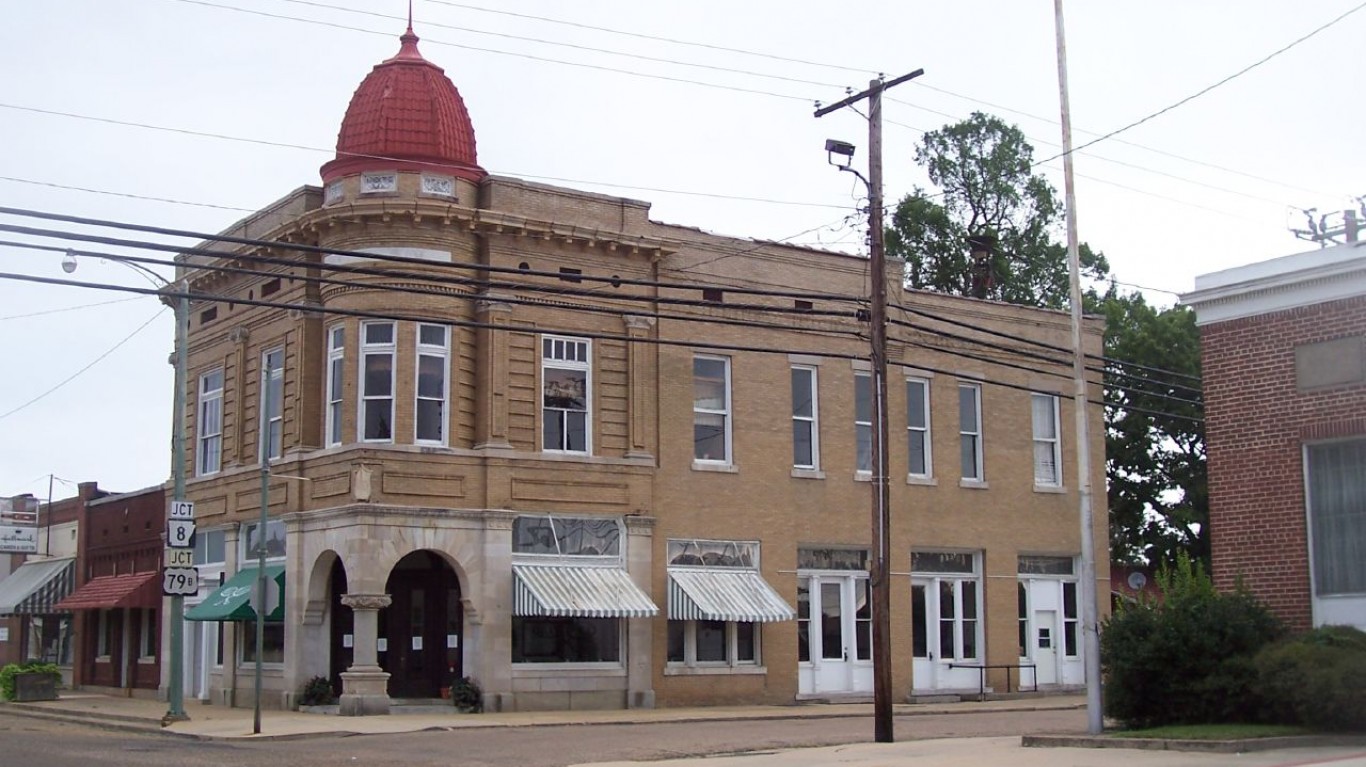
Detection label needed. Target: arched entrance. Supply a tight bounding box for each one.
[380,550,463,698]
[327,559,353,698]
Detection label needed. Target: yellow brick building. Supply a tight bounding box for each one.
[166,24,1108,714]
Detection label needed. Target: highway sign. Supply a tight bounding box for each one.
[162,567,199,596]
[167,519,196,548]
[164,547,194,568]
[169,500,195,520]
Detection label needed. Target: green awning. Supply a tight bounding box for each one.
[185,565,285,622]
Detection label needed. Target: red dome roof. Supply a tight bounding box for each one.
[321,26,485,184]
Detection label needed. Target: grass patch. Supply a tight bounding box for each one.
[1109,723,1311,740]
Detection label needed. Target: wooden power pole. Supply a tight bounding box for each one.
[815,67,923,744]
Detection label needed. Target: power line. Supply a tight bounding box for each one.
[0,294,149,321]
[422,0,880,77]
[1038,1,1366,164]
[0,308,167,421]
[0,105,847,212]
[174,0,818,103]
[0,175,256,213]
[274,0,849,91]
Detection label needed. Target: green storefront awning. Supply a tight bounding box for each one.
[185,565,285,622]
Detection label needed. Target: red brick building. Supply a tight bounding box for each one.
[1183,241,1366,631]
[57,485,165,696]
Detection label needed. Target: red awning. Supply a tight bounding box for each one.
[54,572,161,612]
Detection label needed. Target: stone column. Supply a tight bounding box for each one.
[338,593,391,716]
[624,515,655,708]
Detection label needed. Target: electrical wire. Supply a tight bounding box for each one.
[0,294,149,321]
[0,308,167,421]
[1038,1,1366,164]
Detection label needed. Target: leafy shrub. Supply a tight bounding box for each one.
[450,676,482,712]
[1254,626,1366,732]
[0,662,61,701]
[298,675,337,706]
[1101,554,1283,728]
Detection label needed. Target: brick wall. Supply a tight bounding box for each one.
[1201,294,1366,630]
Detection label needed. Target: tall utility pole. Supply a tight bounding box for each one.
[166,290,190,723]
[816,68,923,745]
[1053,0,1104,735]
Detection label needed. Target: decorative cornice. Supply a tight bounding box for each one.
[1183,244,1366,326]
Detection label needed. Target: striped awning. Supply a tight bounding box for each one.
[0,557,76,616]
[668,567,795,623]
[513,564,658,618]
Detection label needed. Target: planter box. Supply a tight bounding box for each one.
[13,673,58,702]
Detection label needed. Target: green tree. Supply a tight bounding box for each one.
[1101,290,1207,568]
[886,112,1207,569]
[885,111,1108,309]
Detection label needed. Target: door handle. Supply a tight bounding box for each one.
[843,649,849,661]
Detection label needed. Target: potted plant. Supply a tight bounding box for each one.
[450,675,482,713]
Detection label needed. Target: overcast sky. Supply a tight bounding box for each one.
[1,0,1362,499]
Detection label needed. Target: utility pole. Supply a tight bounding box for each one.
[816,67,923,744]
[1053,0,1103,735]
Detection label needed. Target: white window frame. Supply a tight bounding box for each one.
[241,519,287,562]
[325,325,344,447]
[668,620,760,669]
[958,382,984,482]
[196,368,223,476]
[540,335,591,454]
[791,365,819,471]
[1031,393,1062,488]
[906,376,932,479]
[261,347,284,461]
[854,372,872,476]
[359,321,396,443]
[912,552,981,662]
[238,623,285,667]
[415,324,450,446]
[693,355,732,466]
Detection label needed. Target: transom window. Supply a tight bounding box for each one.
[513,516,621,558]
[360,321,395,442]
[667,539,758,567]
[541,336,591,453]
[416,324,449,445]
[242,519,286,560]
[197,369,223,476]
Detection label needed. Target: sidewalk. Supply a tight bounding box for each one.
[2,691,1085,741]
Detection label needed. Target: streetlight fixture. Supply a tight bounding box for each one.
[60,251,191,723]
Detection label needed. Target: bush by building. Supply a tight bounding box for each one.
[1254,625,1366,732]
[1101,554,1283,728]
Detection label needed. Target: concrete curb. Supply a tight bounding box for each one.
[1023,734,1366,754]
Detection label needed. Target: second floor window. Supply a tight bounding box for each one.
[360,322,395,442]
[791,366,818,470]
[855,372,872,473]
[693,355,731,464]
[541,336,590,453]
[197,369,223,476]
[416,324,449,445]
[261,347,283,460]
[959,383,983,481]
[1031,394,1061,486]
[326,325,344,446]
[906,378,931,477]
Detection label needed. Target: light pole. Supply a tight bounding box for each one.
[61,251,190,723]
